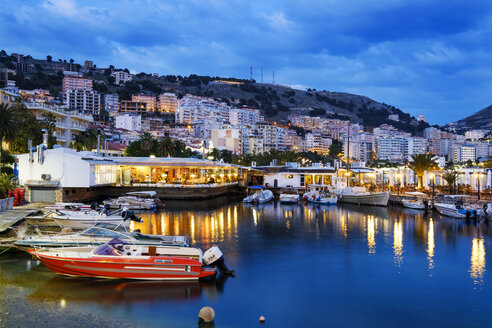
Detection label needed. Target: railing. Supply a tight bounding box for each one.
[23,101,93,121]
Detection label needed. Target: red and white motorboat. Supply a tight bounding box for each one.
[29,238,233,280]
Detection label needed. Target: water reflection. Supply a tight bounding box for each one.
[367,215,376,255]
[427,219,435,272]
[393,220,404,267]
[470,237,486,286]
[29,274,230,306]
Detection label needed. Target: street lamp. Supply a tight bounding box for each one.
[429,173,435,199]
[475,172,483,200]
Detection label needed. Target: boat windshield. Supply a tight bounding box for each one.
[80,227,128,238]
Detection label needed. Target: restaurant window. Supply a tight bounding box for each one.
[300,174,305,186]
[285,174,293,179]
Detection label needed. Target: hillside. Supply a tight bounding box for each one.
[1,51,430,135]
[446,105,492,132]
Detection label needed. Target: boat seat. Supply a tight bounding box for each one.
[123,245,142,256]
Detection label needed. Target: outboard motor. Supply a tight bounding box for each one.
[203,246,235,276]
[90,202,99,210]
[122,209,143,223]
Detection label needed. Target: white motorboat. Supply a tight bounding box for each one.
[13,222,189,251]
[303,184,337,205]
[279,187,300,204]
[104,191,161,210]
[44,202,94,211]
[434,196,482,219]
[402,200,426,210]
[335,187,389,206]
[50,208,143,228]
[402,192,428,210]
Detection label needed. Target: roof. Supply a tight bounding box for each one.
[25,179,60,187]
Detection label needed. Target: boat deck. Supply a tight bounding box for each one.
[0,209,40,233]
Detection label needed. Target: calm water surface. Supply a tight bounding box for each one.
[1,197,492,327]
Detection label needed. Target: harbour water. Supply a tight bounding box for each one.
[1,196,492,327]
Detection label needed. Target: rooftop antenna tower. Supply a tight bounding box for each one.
[250,66,253,81]
[272,70,275,85]
[261,68,263,83]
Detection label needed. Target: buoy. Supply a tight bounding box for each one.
[199,306,215,323]
[259,315,266,323]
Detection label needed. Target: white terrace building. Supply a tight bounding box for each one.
[17,147,255,202]
[25,101,93,147]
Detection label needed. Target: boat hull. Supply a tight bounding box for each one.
[339,191,389,206]
[433,203,477,219]
[30,251,216,280]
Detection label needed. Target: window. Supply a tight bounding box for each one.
[285,174,293,179]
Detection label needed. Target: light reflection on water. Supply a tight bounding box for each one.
[2,198,492,327]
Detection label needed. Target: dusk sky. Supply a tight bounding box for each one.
[1,0,491,124]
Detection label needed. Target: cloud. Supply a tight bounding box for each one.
[0,0,491,124]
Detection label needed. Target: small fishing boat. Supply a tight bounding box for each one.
[104,191,163,210]
[29,238,233,280]
[279,187,300,204]
[303,184,338,205]
[14,222,184,251]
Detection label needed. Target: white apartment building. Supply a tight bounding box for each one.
[132,94,157,112]
[62,76,93,94]
[176,95,229,124]
[64,89,101,114]
[465,129,487,141]
[474,141,489,159]
[424,127,441,140]
[104,93,119,114]
[210,128,242,154]
[24,101,93,147]
[111,71,133,85]
[344,139,373,162]
[261,125,286,152]
[115,114,141,132]
[158,93,178,113]
[306,131,332,155]
[417,115,427,122]
[453,145,476,163]
[229,108,263,126]
[429,138,454,158]
[403,137,428,160]
[376,137,405,161]
[373,125,411,138]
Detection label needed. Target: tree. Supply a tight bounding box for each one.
[70,128,100,151]
[442,170,459,194]
[46,55,52,62]
[408,154,438,189]
[0,103,17,168]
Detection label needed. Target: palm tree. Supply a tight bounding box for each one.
[156,136,177,157]
[408,154,438,189]
[0,103,17,169]
[442,170,459,194]
[139,133,155,155]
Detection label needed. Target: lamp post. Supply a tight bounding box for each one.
[429,173,435,199]
[476,172,482,200]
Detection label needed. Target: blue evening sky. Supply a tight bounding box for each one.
[1,0,491,124]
